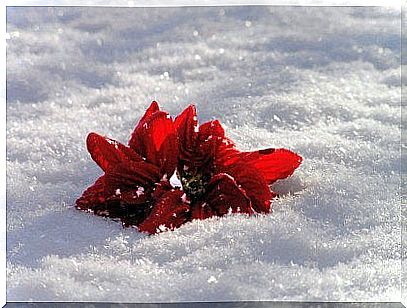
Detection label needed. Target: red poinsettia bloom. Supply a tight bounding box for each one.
[76,101,189,232]
[172,104,301,220]
[76,101,302,234]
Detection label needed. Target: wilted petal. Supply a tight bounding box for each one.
[87,132,142,172]
[203,173,253,216]
[138,190,190,234]
[240,148,302,184]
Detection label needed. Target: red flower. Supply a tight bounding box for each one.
[172,105,302,220]
[76,102,302,234]
[76,101,189,232]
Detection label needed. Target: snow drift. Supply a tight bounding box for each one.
[6,6,402,301]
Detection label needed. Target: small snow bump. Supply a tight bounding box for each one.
[181,193,188,203]
[136,186,144,197]
[157,225,168,232]
[207,276,218,284]
[273,115,281,122]
[170,171,182,188]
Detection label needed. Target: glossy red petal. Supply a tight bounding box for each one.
[87,132,142,172]
[138,190,190,234]
[174,105,198,160]
[141,101,160,123]
[129,111,178,176]
[219,161,276,213]
[128,101,159,152]
[198,120,225,140]
[240,148,302,184]
[203,173,253,216]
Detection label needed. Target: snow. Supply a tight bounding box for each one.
[6,6,403,302]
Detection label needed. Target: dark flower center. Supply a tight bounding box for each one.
[178,167,210,203]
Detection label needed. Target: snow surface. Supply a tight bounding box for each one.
[6,6,403,302]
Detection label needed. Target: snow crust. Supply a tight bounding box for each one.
[6,6,403,302]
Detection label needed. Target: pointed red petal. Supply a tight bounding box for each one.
[219,161,276,213]
[197,120,226,159]
[128,101,160,155]
[203,173,253,216]
[240,148,302,184]
[198,120,225,139]
[174,104,198,160]
[141,101,160,122]
[86,132,142,172]
[138,190,190,234]
[129,111,178,176]
[75,175,107,211]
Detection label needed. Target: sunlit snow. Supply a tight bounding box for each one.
[6,6,403,302]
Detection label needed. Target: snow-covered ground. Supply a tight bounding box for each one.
[6,6,403,302]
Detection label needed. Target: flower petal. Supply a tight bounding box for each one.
[198,120,240,168]
[129,110,178,176]
[87,132,142,172]
[128,101,160,151]
[174,104,198,160]
[139,101,160,124]
[203,173,253,216]
[104,161,160,196]
[75,175,107,212]
[219,161,276,213]
[138,190,190,234]
[239,148,302,184]
[198,119,225,140]
[190,201,216,220]
[75,176,146,224]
